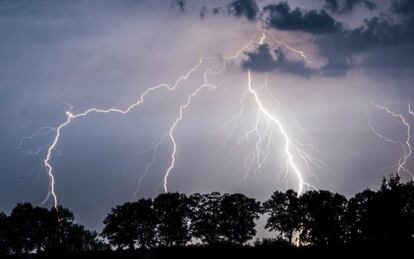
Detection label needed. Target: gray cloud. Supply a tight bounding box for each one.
[392,0,414,16]
[200,0,258,21]
[242,44,315,77]
[316,8,414,76]
[203,0,413,76]
[263,2,342,34]
[171,0,185,12]
[324,0,376,14]
[227,0,259,21]
[272,48,316,77]
[242,44,278,72]
[258,1,414,76]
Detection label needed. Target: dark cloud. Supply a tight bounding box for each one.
[195,0,414,76]
[227,0,259,21]
[391,0,414,36]
[324,0,376,14]
[260,1,413,76]
[199,5,224,19]
[392,0,414,16]
[213,7,224,15]
[346,16,404,51]
[316,10,414,76]
[263,2,342,34]
[242,44,278,72]
[273,48,316,77]
[200,6,207,19]
[218,0,413,76]
[240,6,412,77]
[242,44,315,77]
[171,0,185,12]
[198,0,257,21]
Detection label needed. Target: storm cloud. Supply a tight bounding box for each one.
[317,0,414,76]
[263,2,342,34]
[227,0,259,21]
[172,0,186,12]
[323,0,376,14]
[221,0,414,77]
[242,44,315,77]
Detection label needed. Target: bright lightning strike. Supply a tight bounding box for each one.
[163,83,214,192]
[39,59,210,207]
[266,33,313,64]
[24,29,318,207]
[217,33,318,192]
[247,70,305,194]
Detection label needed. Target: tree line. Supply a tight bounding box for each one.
[0,174,413,255]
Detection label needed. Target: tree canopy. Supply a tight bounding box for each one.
[0,174,413,256]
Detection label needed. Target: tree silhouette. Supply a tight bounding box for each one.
[345,175,414,244]
[103,202,139,250]
[397,178,414,241]
[7,203,51,253]
[300,190,347,246]
[2,203,103,254]
[46,206,77,252]
[130,199,158,249]
[0,177,414,256]
[0,211,8,255]
[263,189,302,245]
[102,199,157,250]
[368,175,414,242]
[44,205,103,253]
[346,189,376,243]
[188,192,224,245]
[153,193,191,247]
[59,223,104,252]
[219,193,261,245]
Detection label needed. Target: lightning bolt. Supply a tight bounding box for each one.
[247,70,306,194]
[18,127,56,155]
[217,33,318,192]
[24,29,318,207]
[131,134,168,198]
[39,59,213,207]
[266,33,313,64]
[370,101,413,179]
[163,83,214,192]
[154,33,264,193]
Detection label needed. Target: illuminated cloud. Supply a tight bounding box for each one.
[242,44,315,77]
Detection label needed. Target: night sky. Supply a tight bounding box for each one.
[1,0,414,233]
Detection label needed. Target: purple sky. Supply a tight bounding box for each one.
[1,0,414,234]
